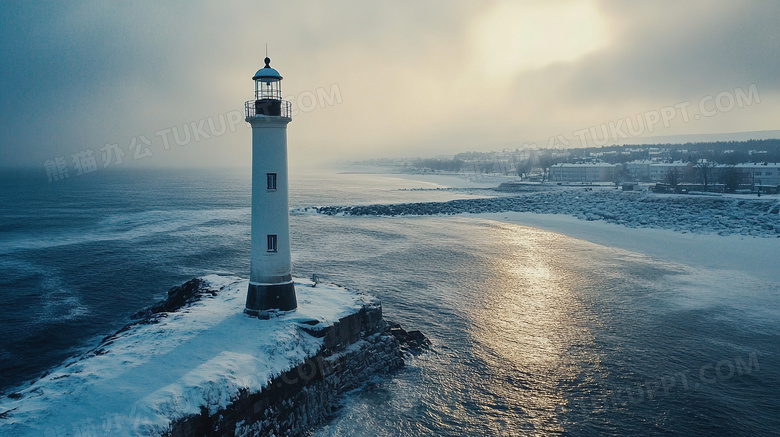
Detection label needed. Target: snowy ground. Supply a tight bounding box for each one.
[475,211,780,284]
[308,186,780,238]
[0,276,374,437]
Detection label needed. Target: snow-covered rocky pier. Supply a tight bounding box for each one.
[0,276,425,436]
[308,188,780,237]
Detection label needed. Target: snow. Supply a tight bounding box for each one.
[0,276,374,437]
[310,186,780,238]
[474,212,780,284]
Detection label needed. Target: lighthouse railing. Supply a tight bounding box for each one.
[245,100,292,119]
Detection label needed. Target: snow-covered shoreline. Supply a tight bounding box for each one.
[308,186,780,238]
[0,276,386,436]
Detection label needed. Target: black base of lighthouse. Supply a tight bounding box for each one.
[245,282,297,318]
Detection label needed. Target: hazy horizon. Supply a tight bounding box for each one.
[2,1,779,170]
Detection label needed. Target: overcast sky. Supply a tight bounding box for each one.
[1,0,779,169]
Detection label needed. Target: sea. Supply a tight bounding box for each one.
[0,167,778,436]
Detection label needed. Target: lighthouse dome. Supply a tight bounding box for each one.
[253,57,282,81]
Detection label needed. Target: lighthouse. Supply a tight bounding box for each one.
[244,56,296,317]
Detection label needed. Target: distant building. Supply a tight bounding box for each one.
[648,148,667,157]
[649,161,692,182]
[734,162,780,187]
[549,162,621,182]
[625,160,653,181]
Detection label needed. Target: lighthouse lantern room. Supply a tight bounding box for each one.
[244,56,296,318]
[250,57,286,117]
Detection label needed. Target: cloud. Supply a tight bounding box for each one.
[565,1,780,100]
[488,0,780,146]
[1,0,778,169]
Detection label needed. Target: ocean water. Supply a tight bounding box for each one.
[0,167,778,436]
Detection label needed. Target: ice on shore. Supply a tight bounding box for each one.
[305,188,780,238]
[0,276,374,437]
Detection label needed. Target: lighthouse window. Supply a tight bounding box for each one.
[267,234,278,252]
[267,173,277,190]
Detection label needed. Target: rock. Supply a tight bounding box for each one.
[313,189,778,237]
[131,278,212,319]
[165,283,416,437]
[386,321,431,355]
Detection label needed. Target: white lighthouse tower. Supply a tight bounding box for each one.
[244,56,296,317]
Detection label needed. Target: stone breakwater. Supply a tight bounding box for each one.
[162,282,428,437]
[0,277,429,437]
[308,189,780,237]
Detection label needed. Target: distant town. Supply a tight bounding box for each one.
[359,139,780,194]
